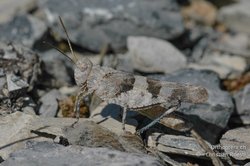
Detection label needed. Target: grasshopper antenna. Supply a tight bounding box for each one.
[42,41,75,64]
[59,16,78,62]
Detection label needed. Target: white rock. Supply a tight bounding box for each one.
[218,0,250,33]
[127,36,187,73]
[0,111,79,159]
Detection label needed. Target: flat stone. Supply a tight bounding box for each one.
[127,36,187,73]
[64,120,125,151]
[64,120,146,154]
[220,127,250,160]
[0,111,79,159]
[0,111,146,160]
[148,132,207,157]
[38,0,184,52]
[150,69,234,143]
[1,141,162,166]
[0,14,47,48]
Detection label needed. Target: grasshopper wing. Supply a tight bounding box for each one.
[89,67,208,104]
[148,79,209,104]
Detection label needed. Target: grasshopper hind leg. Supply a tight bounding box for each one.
[137,104,179,134]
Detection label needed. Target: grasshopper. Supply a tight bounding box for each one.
[56,17,208,133]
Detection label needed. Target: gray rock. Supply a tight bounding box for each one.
[220,127,250,160]
[0,42,41,112]
[6,74,29,98]
[1,141,162,166]
[148,132,207,157]
[218,0,250,34]
[0,111,39,159]
[155,151,183,166]
[191,35,211,62]
[0,111,81,159]
[39,50,74,87]
[0,0,37,23]
[0,111,146,160]
[38,0,184,52]
[0,14,47,48]
[245,162,250,166]
[127,36,187,73]
[150,69,234,143]
[0,42,41,94]
[233,84,250,125]
[64,120,125,151]
[64,120,146,154]
[192,30,250,59]
[190,31,249,79]
[39,89,66,117]
[22,106,36,115]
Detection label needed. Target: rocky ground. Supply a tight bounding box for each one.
[0,0,250,165]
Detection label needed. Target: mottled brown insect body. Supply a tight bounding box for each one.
[58,17,208,133]
[73,58,208,132]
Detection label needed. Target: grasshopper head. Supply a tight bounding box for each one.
[53,17,93,87]
[74,58,92,86]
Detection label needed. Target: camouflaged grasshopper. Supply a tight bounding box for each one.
[57,17,208,133]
